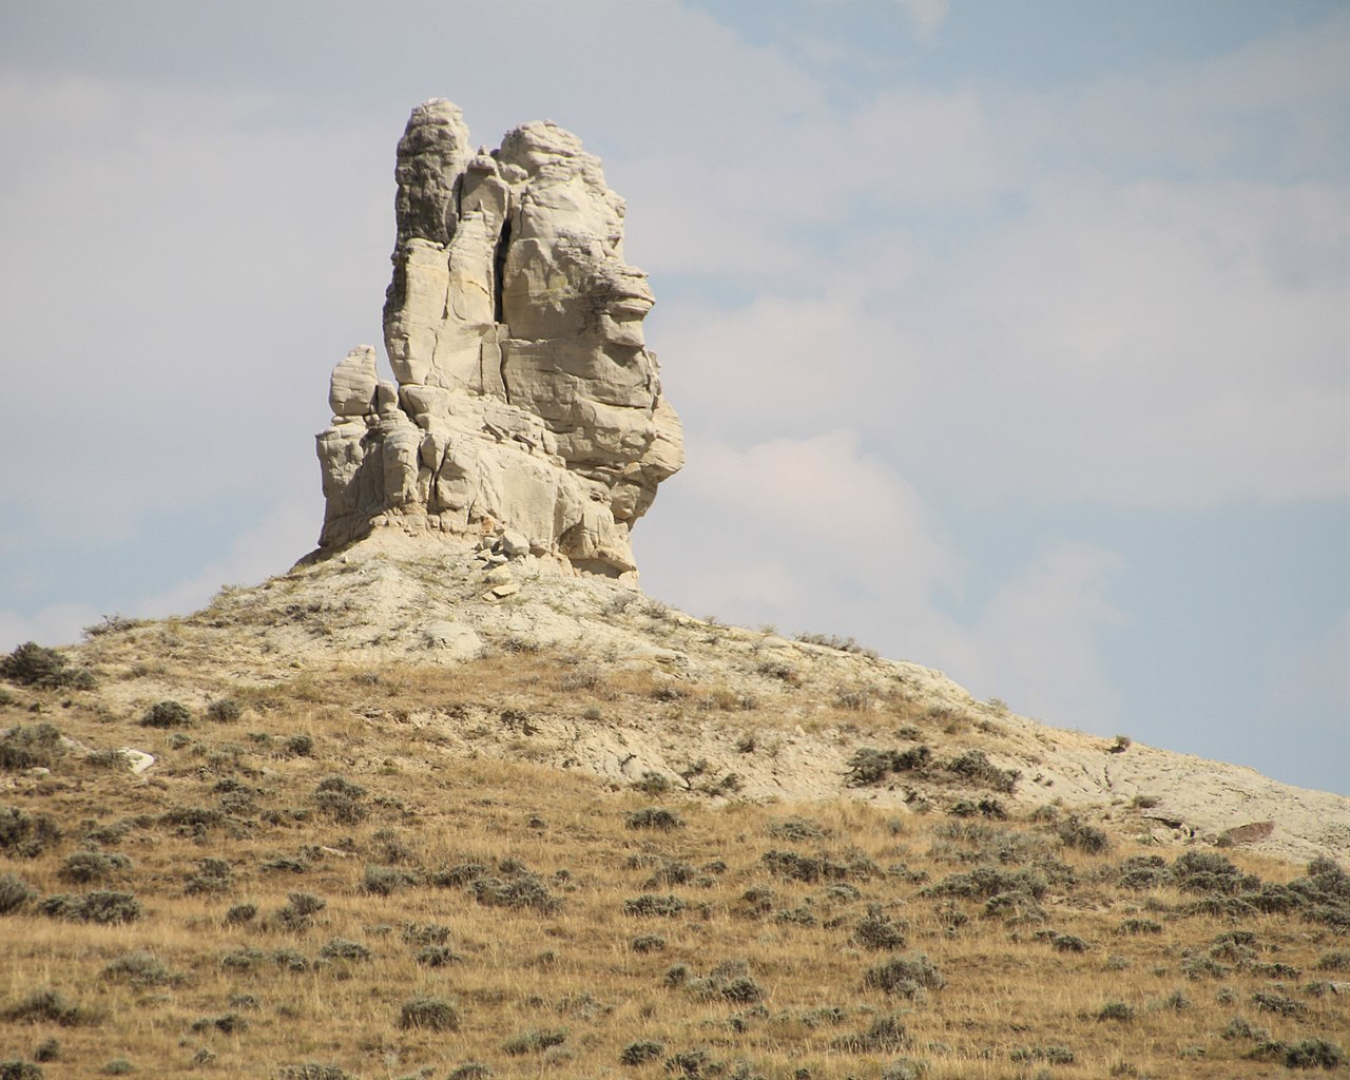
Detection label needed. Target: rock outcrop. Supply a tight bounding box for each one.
[316,100,683,579]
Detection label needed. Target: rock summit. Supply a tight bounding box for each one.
[316,100,683,579]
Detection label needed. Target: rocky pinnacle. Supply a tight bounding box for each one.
[316,100,684,579]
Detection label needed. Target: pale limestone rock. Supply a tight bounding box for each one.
[420,620,482,659]
[329,346,379,417]
[316,100,682,580]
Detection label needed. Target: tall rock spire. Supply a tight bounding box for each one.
[316,100,683,580]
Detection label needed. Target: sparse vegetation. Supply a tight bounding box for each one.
[0,606,1342,1078]
[139,700,191,728]
[1,642,95,690]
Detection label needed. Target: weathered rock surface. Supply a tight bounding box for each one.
[316,100,683,580]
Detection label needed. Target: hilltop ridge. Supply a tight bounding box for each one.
[68,530,1350,866]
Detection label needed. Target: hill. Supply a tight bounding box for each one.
[1,531,1347,1079]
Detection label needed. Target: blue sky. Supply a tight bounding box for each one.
[1,1,1346,794]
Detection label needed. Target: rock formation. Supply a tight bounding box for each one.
[316,100,683,579]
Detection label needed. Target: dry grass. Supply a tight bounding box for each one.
[1,643,1346,1079]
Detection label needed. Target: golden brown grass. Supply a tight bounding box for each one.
[1,645,1346,1079]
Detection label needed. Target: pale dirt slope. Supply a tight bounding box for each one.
[74,529,1350,865]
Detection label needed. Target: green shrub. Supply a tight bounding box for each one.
[1118,918,1162,935]
[101,952,172,987]
[503,1028,567,1055]
[854,905,907,951]
[445,1066,492,1080]
[398,996,459,1031]
[864,955,945,996]
[761,848,877,883]
[0,1063,44,1080]
[1,989,99,1027]
[184,857,233,894]
[59,851,132,885]
[0,872,36,914]
[318,939,371,962]
[832,1013,909,1051]
[1284,1039,1344,1069]
[0,724,64,771]
[1252,990,1305,1017]
[1095,1001,1135,1022]
[273,892,325,931]
[284,734,313,757]
[767,816,827,841]
[469,868,559,913]
[624,894,687,918]
[625,807,683,831]
[1221,1016,1268,1041]
[631,934,666,953]
[362,864,418,896]
[400,922,450,945]
[1013,1046,1074,1064]
[140,701,191,728]
[943,749,1019,793]
[1,643,94,690]
[415,946,463,968]
[312,777,368,824]
[224,903,257,925]
[278,1067,354,1080]
[631,771,672,795]
[620,1041,664,1065]
[922,866,1047,901]
[101,1059,133,1075]
[1057,816,1111,853]
[220,948,267,971]
[205,698,242,723]
[0,806,63,858]
[37,891,140,924]
[845,745,931,786]
[191,1013,247,1034]
[1036,931,1089,953]
[1171,850,1251,895]
[1316,949,1350,971]
[1117,854,1171,890]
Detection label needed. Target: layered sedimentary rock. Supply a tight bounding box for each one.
[316,100,683,579]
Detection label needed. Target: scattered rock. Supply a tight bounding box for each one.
[420,621,482,659]
[1217,820,1276,847]
[117,749,155,775]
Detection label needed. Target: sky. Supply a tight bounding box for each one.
[1,0,1346,795]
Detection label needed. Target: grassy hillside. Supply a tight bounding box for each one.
[1,622,1347,1080]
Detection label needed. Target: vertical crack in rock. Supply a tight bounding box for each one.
[315,100,684,581]
[492,217,511,325]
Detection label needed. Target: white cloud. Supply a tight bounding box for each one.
[130,501,318,621]
[996,10,1350,181]
[1261,611,1350,736]
[952,544,1123,730]
[643,433,1124,732]
[895,0,950,42]
[0,602,103,652]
